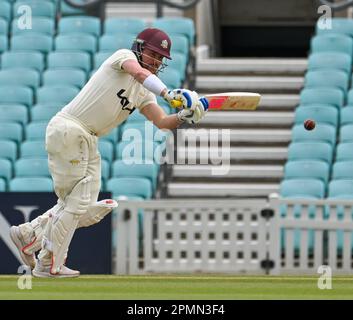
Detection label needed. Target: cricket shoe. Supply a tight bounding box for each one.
[32,261,80,278]
[9,226,37,269]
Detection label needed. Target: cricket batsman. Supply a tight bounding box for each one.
[9,28,209,278]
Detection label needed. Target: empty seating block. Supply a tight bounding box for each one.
[316,18,353,37]
[43,69,87,89]
[0,68,40,90]
[37,85,79,105]
[311,34,353,56]
[340,124,353,143]
[104,18,145,36]
[0,18,8,35]
[287,142,333,164]
[336,143,353,161]
[47,52,91,73]
[15,158,49,177]
[94,51,113,69]
[116,139,165,162]
[0,140,17,163]
[284,160,330,183]
[294,105,338,127]
[55,34,97,55]
[1,51,45,72]
[0,158,12,183]
[99,34,135,51]
[332,161,353,180]
[280,179,325,198]
[98,140,113,163]
[11,17,55,36]
[307,52,351,74]
[0,123,23,144]
[292,123,336,146]
[0,105,28,125]
[31,105,60,122]
[0,85,33,108]
[9,177,53,191]
[20,140,46,158]
[59,16,101,37]
[304,70,348,92]
[13,1,56,19]
[328,180,353,198]
[0,2,11,22]
[25,122,48,141]
[106,177,152,199]
[11,33,53,54]
[300,88,344,110]
[0,34,7,53]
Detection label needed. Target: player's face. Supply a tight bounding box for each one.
[141,48,164,74]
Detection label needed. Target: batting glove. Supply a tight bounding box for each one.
[163,89,199,110]
[177,96,209,124]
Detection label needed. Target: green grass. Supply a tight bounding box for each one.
[0,275,353,300]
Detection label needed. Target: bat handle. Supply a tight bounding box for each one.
[170,99,183,108]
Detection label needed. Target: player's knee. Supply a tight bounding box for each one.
[64,176,92,216]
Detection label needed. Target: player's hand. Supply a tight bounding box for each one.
[163,89,199,110]
[177,96,209,124]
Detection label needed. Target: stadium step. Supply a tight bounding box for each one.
[196,76,304,93]
[197,58,307,76]
[167,182,280,198]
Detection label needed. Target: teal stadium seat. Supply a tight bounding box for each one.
[0,140,17,163]
[0,105,28,125]
[11,33,53,54]
[0,68,40,89]
[37,85,79,105]
[340,124,353,143]
[316,17,353,37]
[284,160,330,184]
[25,122,48,140]
[94,51,113,69]
[0,158,12,183]
[1,51,45,72]
[104,18,145,36]
[287,142,333,164]
[20,140,46,158]
[346,89,353,105]
[294,106,338,127]
[59,16,101,37]
[340,107,353,126]
[0,178,6,191]
[0,85,33,108]
[31,105,60,122]
[304,70,348,92]
[43,69,86,89]
[0,18,8,34]
[170,35,189,57]
[152,17,195,46]
[336,142,353,161]
[106,177,152,199]
[0,1,11,21]
[168,52,187,81]
[98,140,113,163]
[121,122,170,143]
[332,161,353,180]
[159,67,182,89]
[112,160,159,190]
[126,110,145,122]
[99,34,135,51]
[311,34,353,56]
[55,34,97,55]
[11,17,55,36]
[100,127,119,144]
[47,52,91,73]
[101,158,110,181]
[9,177,53,191]
[0,34,8,53]
[300,88,344,110]
[328,179,353,198]
[0,123,23,144]
[292,123,336,146]
[280,178,325,198]
[307,52,351,73]
[13,1,56,19]
[15,158,49,177]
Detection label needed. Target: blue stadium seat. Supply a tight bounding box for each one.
[15,158,49,177]
[104,18,145,36]
[112,160,159,190]
[1,51,45,72]
[11,33,53,54]
[31,105,60,122]
[99,34,135,51]
[47,51,91,73]
[346,89,353,105]
[336,142,353,161]
[0,34,8,53]
[170,35,189,57]
[287,142,333,164]
[291,123,336,146]
[0,1,11,22]
[9,177,53,191]
[0,105,28,125]
[100,127,119,144]
[310,34,353,55]
[307,52,351,73]
[0,140,17,163]
[0,85,33,108]
[0,178,6,191]
[300,88,344,110]
[328,179,353,198]
[280,178,325,198]
[37,85,79,105]
[55,34,97,55]
[59,16,101,37]
[316,18,353,37]
[42,69,86,89]
[0,18,8,34]
[0,123,23,144]
[0,68,40,89]
[340,124,353,143]
[304,70,348,92]
[284,160,330,183]
[159,67,182,89]
[126,111,145,123]
[294,105,338,127]
[167,52,187,81]
[106,177,152,199]
[121,122,170,143]
[13,1,56,19]
[101,159,110,184]
[0,158,12,183]
[332,161,353,180]
[98,140,113,163]
[94,51,113,69]
[116,139,165,162]
[20,140,46,158]
[152,17,195,46]
[11,17,55,36]
[340,107,353,126]
[25,122,47,140]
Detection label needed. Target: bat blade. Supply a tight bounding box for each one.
[205,92,261,110]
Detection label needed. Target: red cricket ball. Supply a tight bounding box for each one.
[304,119,316,131]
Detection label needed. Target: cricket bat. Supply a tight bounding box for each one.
[170,92,261,110]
